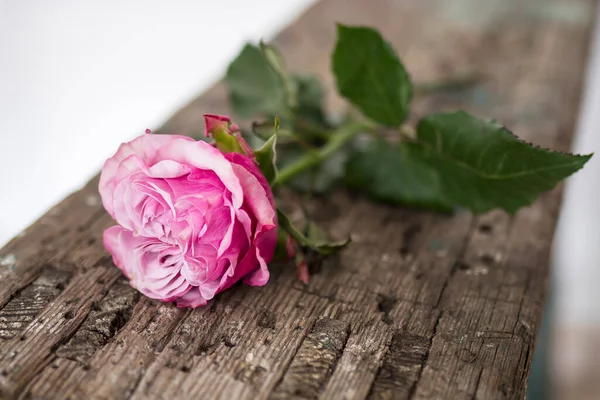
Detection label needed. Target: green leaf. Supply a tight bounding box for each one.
[251,121,275,141]
[293,74,329,127]
[276,144,350,194]
[225,44,286,118]
[273,227,292,261]
[241,127,266,149]
[346,111,592,213]
[260,41,297,110]
[251,121,301,145]
[332,24,412,128]
[286,147,349,194]
[304,220,350,254]
[277,209,349,255]
[345,138,454,212]
[255,133,278,185]
[416,112,592,213]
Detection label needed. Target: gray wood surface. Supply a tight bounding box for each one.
[0,0,596,398]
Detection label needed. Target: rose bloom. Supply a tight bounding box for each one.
[99,119,277,308]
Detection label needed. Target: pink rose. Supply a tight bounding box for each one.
[99,122,277,308]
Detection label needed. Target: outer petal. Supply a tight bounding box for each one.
[244,225,278,286]
[103,225,141,279]
[99,134,245,217]
[103,225,191,302]
[217,243,259,293]
[225,152,275,208]
[229,162,276,235]
[100,134,193,217]
[175,288,209,308]
[228,161,277,270]
[224,152,278,285]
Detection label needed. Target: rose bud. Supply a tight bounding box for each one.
[204,114,255,158]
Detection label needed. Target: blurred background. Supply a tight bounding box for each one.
[0,1,598,398]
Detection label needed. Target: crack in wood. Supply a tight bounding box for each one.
[270,318,351,399]
[367,332,431,399]
[0,267,121,398]
[54,279,140,364]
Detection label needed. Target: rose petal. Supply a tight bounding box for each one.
[230,163,276,236]
[175,288,209,308]
[103,225,191,301]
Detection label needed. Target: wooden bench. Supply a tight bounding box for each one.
[0,0,596,398]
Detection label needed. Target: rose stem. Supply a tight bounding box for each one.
[273,121,371,186]
[413,72,481,95]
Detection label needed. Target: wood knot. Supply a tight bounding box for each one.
[63,310,75,320]
[456,348,477,363]
[257,309,276,330]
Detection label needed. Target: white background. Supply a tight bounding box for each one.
[1,0,599,377]
[0,0,316,247]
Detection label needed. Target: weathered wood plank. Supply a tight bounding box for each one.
[0,266,121,396]
[0,267,72,340]
[0,178,104,310]
[270,318,351,399]
[0,0,595,399]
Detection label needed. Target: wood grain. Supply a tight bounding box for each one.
[0,0,595,398]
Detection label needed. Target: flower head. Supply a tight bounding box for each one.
[99,127,277,307]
